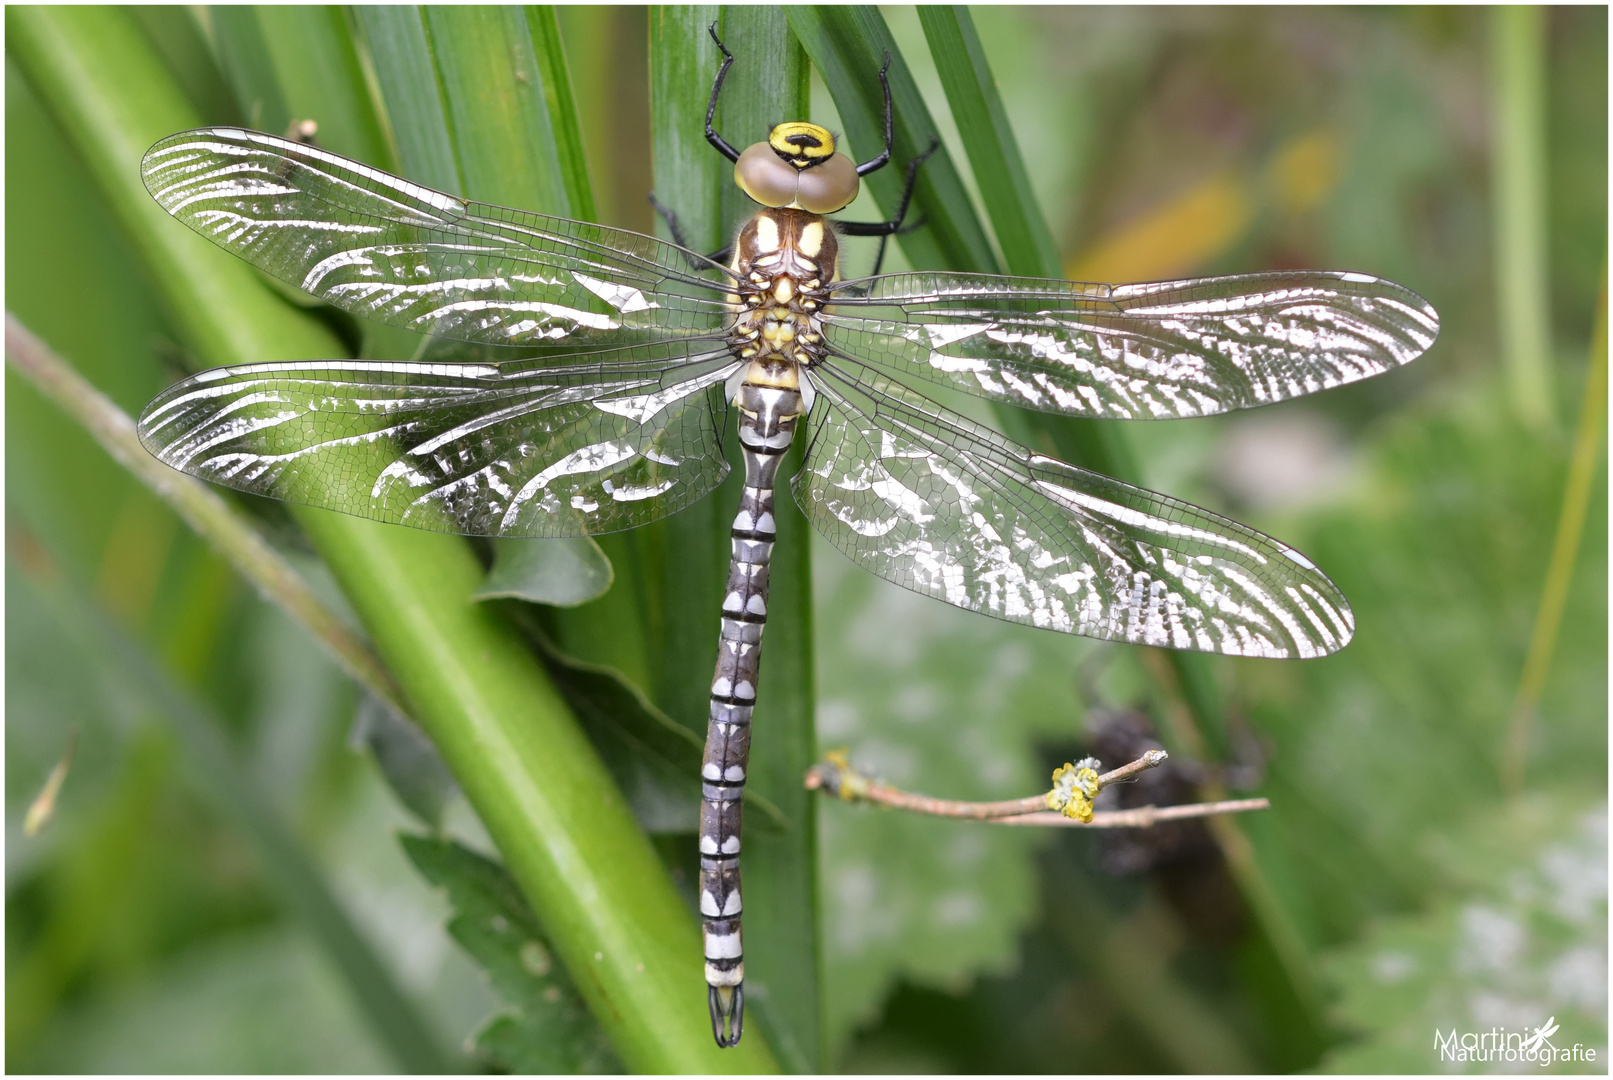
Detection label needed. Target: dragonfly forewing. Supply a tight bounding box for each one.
[137,348,738,537]
[798,360,1352,658]
[142,128,736,350]
[824,270,1439,420]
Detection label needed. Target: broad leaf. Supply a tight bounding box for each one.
[402,834,621,1073]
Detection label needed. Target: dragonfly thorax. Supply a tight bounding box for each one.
[729,208,836,373]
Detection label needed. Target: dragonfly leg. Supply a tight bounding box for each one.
[704,22,741,163]
[834,137,940,275]
[646,194,733,267]
[854,51,895,176]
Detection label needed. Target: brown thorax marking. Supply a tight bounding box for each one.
[728,208,838,373]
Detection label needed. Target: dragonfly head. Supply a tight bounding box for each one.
[735,122,860,215]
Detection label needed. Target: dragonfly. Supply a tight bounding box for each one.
[135,28,1438,1050]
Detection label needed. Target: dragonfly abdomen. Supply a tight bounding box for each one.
[701,374,805,1047]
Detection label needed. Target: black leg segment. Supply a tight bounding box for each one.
[705,23,741,164]
[855,51,895,177]
[647,194,734,268]
[835,137,940,276]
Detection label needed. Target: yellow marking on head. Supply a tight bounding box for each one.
[798,220,825,258]
[768,122,836,165]
[754,216,780,253]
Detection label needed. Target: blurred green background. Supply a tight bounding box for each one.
[6,5,1605,1074]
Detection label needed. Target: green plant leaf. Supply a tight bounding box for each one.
[811,545,1093,1052]
[516,609,793,836]
[527,5,597,223]
[417,5,589,219]
[128,7,239,129]
[1317,794,1607,1073]
[350,6,460,192]
[253,6,392,170]
[475,538,615,608]
[350,695,459,830]
[401,834,621,1073]
[207,6,288,133]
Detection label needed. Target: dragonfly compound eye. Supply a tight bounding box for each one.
[736,143,860,214]
[794,153,859,215]
[735,142,799,208]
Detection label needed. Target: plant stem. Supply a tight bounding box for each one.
[1502,266,1608,790]
[1491,5,1556,430]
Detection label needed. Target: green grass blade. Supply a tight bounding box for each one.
[561,6,654,230]
[1490,5,1556,431]
[650,6,725,252]
[253,5,394,169]
[527,5,598,223]
[129,7,240,127]
[351,6,462,192]
[207,6,288,131]
[916,7,1062,280]
[417,5,585,218]
[786,5,997,274]
[7,5,768,1070]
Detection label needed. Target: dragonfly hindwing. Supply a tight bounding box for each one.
[796,361,1353,658]
[137,351,738,537]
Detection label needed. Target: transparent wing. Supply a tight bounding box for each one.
[796,360,1353,658]
[143,127,735,349]
[824,270,1439,419]
[138,344,738,538]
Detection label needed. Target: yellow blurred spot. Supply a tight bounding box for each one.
[1064,127,1340,284]
[1067,171,1252,285]
[24,729,77,837]
[1268,129,1340,214]
[95,492,176,627]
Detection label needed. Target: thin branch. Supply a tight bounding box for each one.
[5,313,408,718]
[991,798,1271,829]
[799,747,1267,831]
